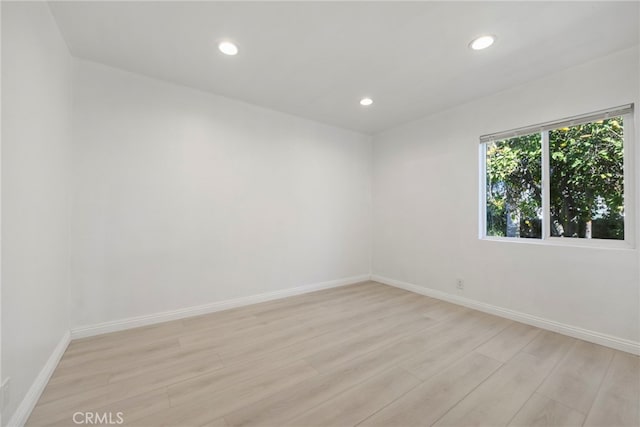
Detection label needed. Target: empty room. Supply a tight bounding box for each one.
[1,1,639,426]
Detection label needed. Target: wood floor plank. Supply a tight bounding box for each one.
[60,337,182,368]
[138,360,319,426]
[222,327,360,372]
[41,372,111,404]
[584,351,640,427]
[167,359,317,407]
[508,393,585,427]
[215,298,432,361]
[52,339,216,384]
[223,338,427,427]
[520,330,576,362]
[287,367,420,427]
[537,340,614,413]
[27,388,172,427]
[65,321,185,356]
[415,300,469,322]
[109,347,223,383]
[433,350,566,426]
[29,347,224,425]
[359,352,502,427]
[305,314,436,373]
[476,321,541,363]
[400,311,508,381]
[90,388,172,427]
[178,287,416,353]
[180,314,261,336]
[131,399,230,427]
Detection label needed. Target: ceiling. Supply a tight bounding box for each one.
[49,1,639,134]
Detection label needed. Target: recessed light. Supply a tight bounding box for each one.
[469,35,495,50]
[360,97,373,106]
[218,41,238,56]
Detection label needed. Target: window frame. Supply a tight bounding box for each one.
[479,107,635,250]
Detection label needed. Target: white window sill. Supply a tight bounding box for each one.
[480,236,635,251]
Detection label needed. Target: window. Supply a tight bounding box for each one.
[485,132,542,238]
[480,104,634,247]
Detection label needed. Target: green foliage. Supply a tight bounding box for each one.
[485,118,624,240]
[486,133,542,238]
[549,118,624,239]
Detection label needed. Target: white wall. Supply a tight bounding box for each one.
[1,2,73,425]
[71,60,372,328]
[372,47,640,344]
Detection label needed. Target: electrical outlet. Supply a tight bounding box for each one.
[1,377,10,412]
[456,279,464,290]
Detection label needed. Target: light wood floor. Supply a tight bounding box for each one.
[27,281,639,427]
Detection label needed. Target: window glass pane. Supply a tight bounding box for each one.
[549,118,624,240]
[486,133,542,238]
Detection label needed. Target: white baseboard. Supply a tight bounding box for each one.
[372,274,640,356]
[71,274,371,340]
[7,331,70,427]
